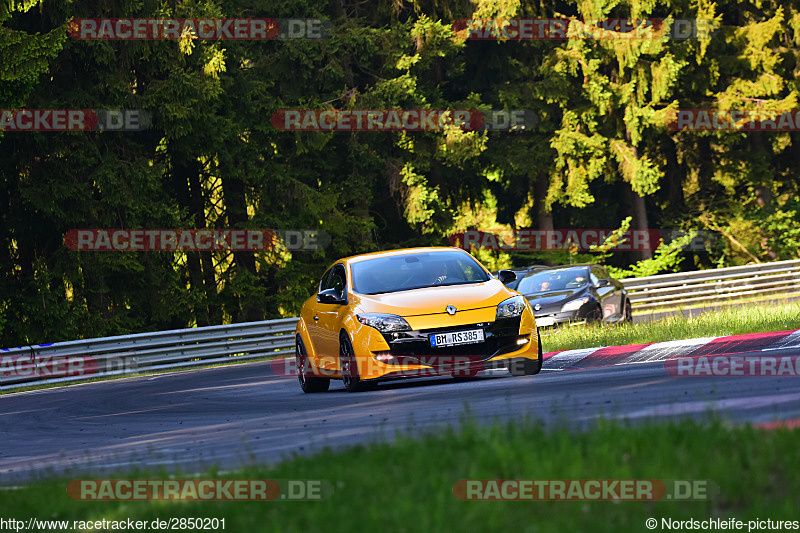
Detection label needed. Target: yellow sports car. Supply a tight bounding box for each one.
[294,247,542,392]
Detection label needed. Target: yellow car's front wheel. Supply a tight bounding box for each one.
[340,332,370,393]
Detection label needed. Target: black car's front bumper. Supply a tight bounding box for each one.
[533,310,585,327]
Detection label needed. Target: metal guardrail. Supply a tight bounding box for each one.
[620,259,800,311]
[2,259,799,390]
[0,318,297,389]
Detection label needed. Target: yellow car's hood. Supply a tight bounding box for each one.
[352,280,514,317]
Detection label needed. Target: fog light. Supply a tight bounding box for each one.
[516,336,530,345]
[374,352,394,363]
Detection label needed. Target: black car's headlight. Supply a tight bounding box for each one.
[561,297,590,312]
[496,295,527,319]
[357,313,411,333]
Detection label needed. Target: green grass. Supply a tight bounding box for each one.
[541,301,800,353]
[633,292,800,316]
[2,418,798,532]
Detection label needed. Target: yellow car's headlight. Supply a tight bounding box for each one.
[496,295,526,319]
[357,313,412,333]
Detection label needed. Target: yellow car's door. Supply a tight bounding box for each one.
[307,263,348,366]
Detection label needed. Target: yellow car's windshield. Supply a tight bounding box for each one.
[351,251,491,295]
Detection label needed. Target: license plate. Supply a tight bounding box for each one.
[536,317,556,327]
[430,329,484,348]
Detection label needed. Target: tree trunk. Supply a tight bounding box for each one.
[621,180,653,262]
[533,172,555,264]
[624,131,653,262]
[221,163,263,323]
[171,155,213,326]
[750,135,776,259]
[660,134,685,215]
[696,136,715,194]
[533,171,554,233]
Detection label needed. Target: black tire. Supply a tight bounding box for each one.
[340,333,366,392]
[296,336,330,393]
[508,331,544,376]
[587,305,603,324]
[535,331,544,373]
[624,299,633,323]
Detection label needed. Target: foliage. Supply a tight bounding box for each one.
[1,0,800,346]
[607,230,698,278]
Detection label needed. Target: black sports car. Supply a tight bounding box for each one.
[504,264,632,327]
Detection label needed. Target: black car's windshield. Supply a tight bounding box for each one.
[516,268,589,294]
[351,251,491,295]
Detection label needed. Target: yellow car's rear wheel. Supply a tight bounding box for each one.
[296,336,330,393]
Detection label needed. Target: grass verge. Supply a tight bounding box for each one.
[2,418,798,532]
[632,292,800,317]
[542,301,800,353]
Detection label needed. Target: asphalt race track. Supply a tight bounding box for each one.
[2,336,800,484]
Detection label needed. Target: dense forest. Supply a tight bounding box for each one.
[2,0,800,346]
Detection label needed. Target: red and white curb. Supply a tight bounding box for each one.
[266,330,800,378]
[542,329,800,372]
[755,418,800,429]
